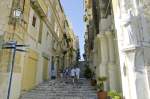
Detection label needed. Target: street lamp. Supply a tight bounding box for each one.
[2,41,28,99]
[12,8,22,31]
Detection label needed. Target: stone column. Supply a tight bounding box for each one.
[106,31,117,90]
[98,33,109,90]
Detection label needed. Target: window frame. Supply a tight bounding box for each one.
[32,15,37,27]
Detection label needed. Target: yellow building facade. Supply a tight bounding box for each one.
[0,0,77,99]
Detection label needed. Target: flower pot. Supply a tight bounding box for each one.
[97,91,107,99]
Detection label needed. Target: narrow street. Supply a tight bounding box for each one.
[1,0,150,99]
[20,78,97,99]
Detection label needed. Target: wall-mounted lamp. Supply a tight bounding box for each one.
[13,8,22,18]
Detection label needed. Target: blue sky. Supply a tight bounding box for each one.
[60,0,85,60]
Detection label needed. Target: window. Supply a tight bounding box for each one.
[47,7,51,22]
[54,23,57,32]
[38,20,43,43]
[32,15,36,27]
[0,36,3,50]
[57,29,60,37]
[46,32,49,42]
[51,56,54,70]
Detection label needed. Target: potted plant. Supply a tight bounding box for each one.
[97,76,107,99]
[90,71,97,86]
[84,66,93,79]
[108,90,122,99]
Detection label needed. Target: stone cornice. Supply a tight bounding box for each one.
[122,45,141,53]
[97,33,105,38]
[105,31,113,36]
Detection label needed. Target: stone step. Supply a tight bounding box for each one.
[22,92,97,97]
[20,79,97,99]
[21,96,97,99]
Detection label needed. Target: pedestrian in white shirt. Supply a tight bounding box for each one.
[70,67,75,84]
[75,66,80,84]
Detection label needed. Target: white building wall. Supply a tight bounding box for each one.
[112,0,150,98]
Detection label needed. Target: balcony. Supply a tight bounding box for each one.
[30,0,48,17]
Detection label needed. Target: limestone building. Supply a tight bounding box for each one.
[84,0,150,99]
[62,20,79,68]
[0,0,77,99]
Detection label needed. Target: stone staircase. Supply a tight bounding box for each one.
[20,78,97,99]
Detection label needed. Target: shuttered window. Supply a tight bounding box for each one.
[19,0,25,12]
[32,15,36,27]
[38,20,43,43]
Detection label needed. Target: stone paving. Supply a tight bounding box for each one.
[20,78,97,99]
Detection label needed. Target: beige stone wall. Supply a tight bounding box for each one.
[0,0,25,98]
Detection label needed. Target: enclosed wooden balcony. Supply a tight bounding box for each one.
[30,0,48,17]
